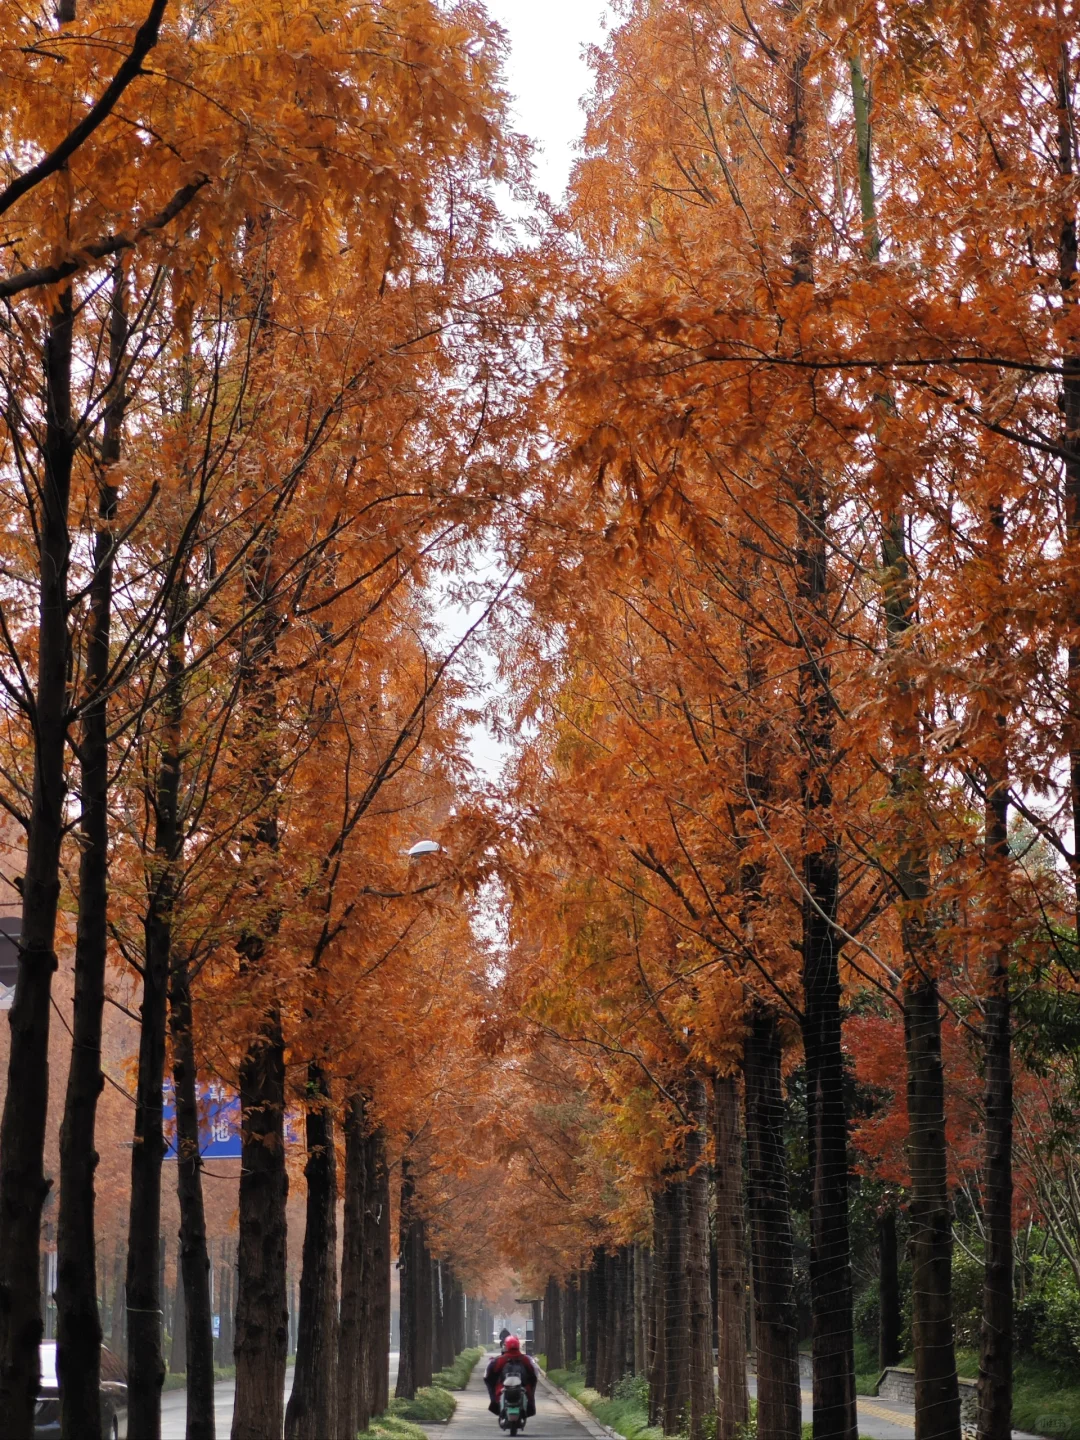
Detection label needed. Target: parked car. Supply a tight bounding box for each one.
[34,1342,128,1439]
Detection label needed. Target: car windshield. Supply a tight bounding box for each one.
[40,1342,57,1387]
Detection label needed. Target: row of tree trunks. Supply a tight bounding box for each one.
[337,1093,368,1440]
[544,1277,564,1369]
[434,1261,460,1371]
[285,1063,339,1440]
[648,1178,689,1431]
[231,1014,289,1440]
[744,1008,801,1440]
[396,1155,433,1401]
[0,291,77,1440]
[170,959,215,1439]
[55,264,127,1440]
[685,1080,714,1440]
[126,588,187,1440]
[562,1277,578,1367]
[364,1129,392,1419]
[714,1074,749,1439]
[847,49,963,1440]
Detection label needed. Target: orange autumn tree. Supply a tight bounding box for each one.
[0,1,528,1434]
[494,3,1080,1438]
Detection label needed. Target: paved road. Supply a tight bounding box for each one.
[746,1372,1045,1440]
[450,1356,597,1440]
[160,1351,398,1438]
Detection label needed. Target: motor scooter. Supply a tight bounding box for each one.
[498,1371,527,1436]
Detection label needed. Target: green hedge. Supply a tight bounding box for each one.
[360,1415,430,1440]
[433,1346,484,1391]
[389,1386,457,1422]
[546,1365,662,1440]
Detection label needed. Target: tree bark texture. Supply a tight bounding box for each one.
[801,829,857,1440]
[56,265,126,1440]
[977,702,1013,1440]
[562,1276,578,1369]
[633,1252,646,1378]
[170,960,215,1439]
[337,1093,366,1440]
[686,1080,715,1440]
[450,1272,465,1356]
[649,1178,690,1431]
[904,979,960,1440]
[545,1276,565,1370]
[797,465,857,1440]
[365,1128,392,1419]
[714,1074,749,1439]
[585,1251,601,1392]
[0,292,75,1440]
[744,1008,801,1440]
[126,594,186,1440]
[532,1298,544,1367]
[285,1063,339,1440]
[417,1231,433,1389]
[231,1015,289,1440]
[397,1157,423,1401]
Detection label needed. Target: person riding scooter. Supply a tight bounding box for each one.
[485,1335,538,1418]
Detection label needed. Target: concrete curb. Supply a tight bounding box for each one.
[536,1371,619,1440]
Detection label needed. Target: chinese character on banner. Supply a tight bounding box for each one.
[163,1082,243,1160]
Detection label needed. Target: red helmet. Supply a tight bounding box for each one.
[504,1335,521,1353]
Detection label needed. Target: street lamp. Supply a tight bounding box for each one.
[404,840,441,859]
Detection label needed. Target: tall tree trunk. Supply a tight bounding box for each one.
[849,49,961,1439]
[0,292,75,1440]
[795,329,857,1440]
[417,1229,434,1389]
[56,265,126,1440]
[714,1074,749,1438]
[801,816,857,1440]
[338,1093,366,1440]
[286,1063,339,1440]
[397,1157,421,1401]
[632,1254,646,1378]
[661,1183,689,1432]
[451,1273,466,1356]
[532,1296,544,1364]
[563,1276,578,1369]
[231,1014,289,1440]
[744,1008,800,1440]
[904,978,960,1437]
[365,1128,392,1419]
[170,958,215,1439]
[686,1080,715,1440]
[878,1205,902,1370]
[126,595,186,1440]
[170,1249,186,1376]
[609,1252,624,1391]
[585,1251,601,1392]
[977,502,1013,1440]
[439,1264,456,1369]
[647,1216,664,1425]
[546,1277,565,1370]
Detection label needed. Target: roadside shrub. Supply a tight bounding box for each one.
[1016,1259,1080,1370]
[612,1373,649,1410]
[433,1346,484,1391]
[389,1386,457,1422]
[361,1417,429,1440]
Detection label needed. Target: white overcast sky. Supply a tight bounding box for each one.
[484,0,612,201]
[437,2,613,785]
